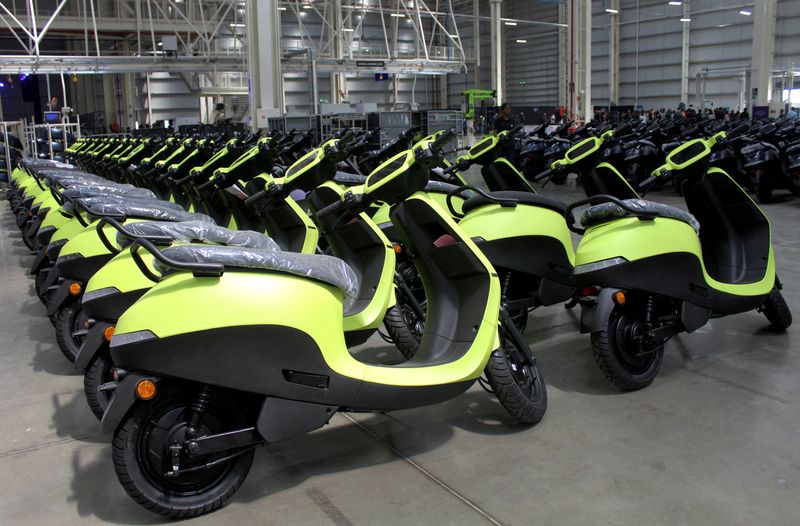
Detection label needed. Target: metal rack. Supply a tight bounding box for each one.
[0,121,25,180]
[319,113,367,142]
[423,110,465,161]
[367,112,413,147]
[26,119,82,160]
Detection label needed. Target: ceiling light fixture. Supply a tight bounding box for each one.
[668,1,682,5]
[605,8,619,14]
[504,21,517,26]
[390,13,405,17]
[680,17,691,22]
[739,9,752,15]
[343,28,355,32]
[516,39,527,43]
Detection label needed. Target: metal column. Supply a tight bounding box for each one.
[751,0,776,106]
[247,0,284,129]
[680,0,691,105]
[583,0,591,123]
[489,0,503,103]
[608,0,619,106]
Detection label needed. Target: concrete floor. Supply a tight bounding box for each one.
[1,180,799,526]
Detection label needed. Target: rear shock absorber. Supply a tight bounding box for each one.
[186,385,212,440]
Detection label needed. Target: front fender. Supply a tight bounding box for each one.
[579,288,620,334]
[46,279,79,316]
[73,321,112,371]
[99,373,160,434]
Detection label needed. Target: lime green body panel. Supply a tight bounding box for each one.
[59,219,145,259]
[596,162,637,196]
[41,207,72,232]
[370,204,391,225]
[226,216,238,229]
[575,216,774,297]
[284,197,319,254]
[33,191,56,208]
[458,202,575,266]
[85,249,157,296]
[50,217,88,244]
[11,167,26,182]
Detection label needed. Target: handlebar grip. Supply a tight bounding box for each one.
[613,122,632,136]
[534,168,552,182]
[336,130,357,148]
[316,199,345,219]
[509,124,524,136]
[726,122,749,139]
[244,189,268,207]
[430,128,456,151]
[196,178,215,191]
[638,176,657,189]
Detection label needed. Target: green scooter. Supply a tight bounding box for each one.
[568,122,792,390]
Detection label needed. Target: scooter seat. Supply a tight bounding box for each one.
[333,172,367,185]
[117,220,280,251]
[580,199,700,233]
[62,184,158,202]
[461,191,568,216]
[155,245,359,300]
[84,202,214,223]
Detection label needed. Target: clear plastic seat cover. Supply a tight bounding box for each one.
[156,244,359,302]
[62,195,183,215]
[61,184,158,202]
[84,202,214,223]
[116,220,279,251]
[333,172,367,185]
[580,198,700,233]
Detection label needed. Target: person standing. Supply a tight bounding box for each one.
[493,102,516,162]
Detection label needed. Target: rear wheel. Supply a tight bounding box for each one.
[55,300,88,362]
[84,351,114,420]
[591,306,664,391]
[485,335,547,425]
[383,304,422,360]
[112,387,255,518]
[34,270,48,302]
[761,287,792,330]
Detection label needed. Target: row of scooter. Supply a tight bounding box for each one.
[517,116,800,204]
[5,120,791,519]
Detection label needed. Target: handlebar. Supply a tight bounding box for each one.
[336,130,357,148]
[613,122,632,137]
[196,178,216,191]
[129,238,224,283]
[430,128,457,151]
[533,168,552,182]
[243,188,268,207]
[315,199,345,219]
[726,122,749,140]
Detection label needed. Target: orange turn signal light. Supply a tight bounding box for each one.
[136,379,157,400]
[393,244,403,254]
[612,291,626,305]
[68,282,82,295]
[102,325,115,342]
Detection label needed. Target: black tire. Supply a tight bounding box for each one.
[551,172,568,185]
[21,225,35,250]
[84,350,114,420]
[383,304,421,360]
[112,388,255,519]
[762,287,792,330]
[34,270,48,302]
[755,171,772,204]
[54,300,88,363]
[591,307,664,391]
[485,336,547,425]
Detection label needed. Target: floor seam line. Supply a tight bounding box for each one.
[0,434,94,459]
[341,413,505,526]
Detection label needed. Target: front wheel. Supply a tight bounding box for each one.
[84,351,115,420]
[762,287,792,330]
[54,300,88,362]
[485,336,547,425]
[112,387,255,519]
[383,304,422,360]
[591,307,664,391]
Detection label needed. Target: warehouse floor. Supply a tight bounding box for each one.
[1,180,799,525]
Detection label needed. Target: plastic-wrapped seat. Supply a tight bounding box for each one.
[461,190,567,216]
[155,245,358,301]
[580,198,700,233]
[62,195,183,216]
[84,201,214,223]
[116,221,279,251]
[61,184,157,202]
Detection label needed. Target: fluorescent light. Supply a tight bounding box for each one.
[279,6,287,10]
[504,21,517,26]
[390,13,405,17]
[680,17,691,21]
[229,23,245,27]
[668,1,682,5]
[739,9,751,15]
[516,39,527,43]
[343,28,354,32]
[302,4,312,9]
[605,8,618,13]
[157,41,163,46]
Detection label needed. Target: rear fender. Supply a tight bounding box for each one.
[579,288,620,334]
[99,373,159,434]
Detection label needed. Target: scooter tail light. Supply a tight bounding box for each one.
[580,286,601,297]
